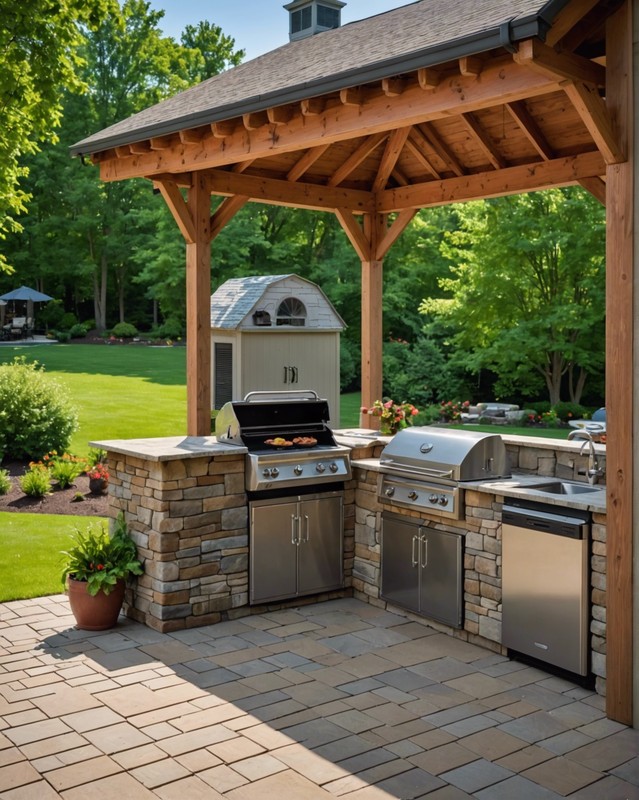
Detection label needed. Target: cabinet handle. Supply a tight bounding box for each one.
[421,534,428,568]
[412,535,419,567]
[284,366,289,384]
[302,514,310,542]
[291,514,299,545]
[291,366,298,384]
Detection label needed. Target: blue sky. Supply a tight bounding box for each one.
[147,0,411,61]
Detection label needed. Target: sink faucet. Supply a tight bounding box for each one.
[567,429,604,485]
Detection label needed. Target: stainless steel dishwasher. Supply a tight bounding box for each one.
[501,500,590,676]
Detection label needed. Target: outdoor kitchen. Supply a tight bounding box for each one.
[93,398,609,699]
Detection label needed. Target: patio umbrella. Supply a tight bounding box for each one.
[0,286,53,303]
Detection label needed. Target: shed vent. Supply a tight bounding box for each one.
[214,342,233,408]
[284,0,345,41]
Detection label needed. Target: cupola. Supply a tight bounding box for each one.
[284,0,346,42]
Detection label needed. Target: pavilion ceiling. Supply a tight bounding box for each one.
[88,2,618,227]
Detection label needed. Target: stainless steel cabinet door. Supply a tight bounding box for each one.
[419,529,463,627]
[250,501,297,603]
[298,495,343,595]
[381,516,420,613]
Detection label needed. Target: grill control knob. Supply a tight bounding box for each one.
[385,486,395,497]
[263,468,271,477]
[428,494,439,504]
[271,468,279,478]
[329,462,339,473]
[316,463,326,473]
[408,491,418,501]
[439,495,449,506]
[294,465,303,475]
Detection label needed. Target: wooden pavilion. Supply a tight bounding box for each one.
[71,0,634,726]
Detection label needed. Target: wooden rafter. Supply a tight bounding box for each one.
[544,0,599,47]
[377,150,605,212]
[460,113,506,169]
[98,59,562,183]
[514,38,606,86]
[210,195,249,241]
[287,144,330,182]
[506,100,554,160]
[328,133,387,187]
[206,168,374,213]
[563,81,625,164]
[417,123,465,177]
[405,130,441,179]
[578,176,606,204]
[373,126,411,192]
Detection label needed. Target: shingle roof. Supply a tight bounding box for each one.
[210,275,290,328]
[71,0,558,155]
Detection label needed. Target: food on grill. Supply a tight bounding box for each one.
[293,436,317,447]
[265,437,293,447]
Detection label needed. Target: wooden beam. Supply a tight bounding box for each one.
[361,213,385,416]
[391,166,409,186]
[340,86,364,107]
[459,56,483,77]
[149,136,172,150]
[115,145,132,158]
[334,208,371,261]
[300,97,325,116]
[185,173,212,435]
[418,67,440,91]
[129,141,151,155]
[243,110,269,130]
[506,100,554,160]
[460,113,507,170]
[328,132,387,187]
[563,81,625,164]
[287,144,330,182]
[375,209,418,260]
[604,0,633,727]
[267,105,295,125]
[405,132,441,179]
[372,126,411,192]
[211,120,236,138]
[544,0,599,47]
[179,128,206,145]
[99,58,562,182]
[377,150,606,212]
[233,159,255,173]
[206,168,374,213]
[382,77,406,97]
[578,176,605,205]
[514,38,606,87]
[155,179,196,243]
[210,194,249,241]
[418,123,465,176]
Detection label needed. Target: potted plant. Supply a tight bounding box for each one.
[87,462,109,494]
[361,398,419,436]
[61,512,143,630]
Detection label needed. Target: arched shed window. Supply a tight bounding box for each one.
[276,297,306,326]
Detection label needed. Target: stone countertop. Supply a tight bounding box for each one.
[334,429,390,447]
[90,436,245,461]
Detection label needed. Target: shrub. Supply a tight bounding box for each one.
[87,448,106,468]
[111,322,138,338]
[527,400,551,414]
[19,464,51,497]
[0,357,78,461]
[46,452,87,489]
[413,404,441,425]
[552,402,587,422]
[0,469,10,495]
[52,330,70,343]
[59,312,78,331]
[157,317,183,339]
[68,323,89,339]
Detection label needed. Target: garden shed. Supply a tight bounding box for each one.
[210,274,345,422]
[70,0,636,727]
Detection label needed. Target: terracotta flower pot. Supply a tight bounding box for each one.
[66,577,125,630]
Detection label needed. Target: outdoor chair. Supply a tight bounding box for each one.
[9,317,26,339]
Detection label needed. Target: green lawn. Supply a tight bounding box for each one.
[0,513,107,602]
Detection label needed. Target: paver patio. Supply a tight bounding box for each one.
[0,596,637,799]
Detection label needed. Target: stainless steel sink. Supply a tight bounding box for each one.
[530,481,600,495]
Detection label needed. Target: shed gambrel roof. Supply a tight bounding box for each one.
[71,0,558,155]
[210,274,346,329]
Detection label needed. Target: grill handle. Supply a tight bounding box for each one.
[379,461,454,480]
[243,390,319,402]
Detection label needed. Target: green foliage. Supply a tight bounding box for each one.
[527,400,552,414]
[0,468,10,495]
[19,464,51,497]
[0,357,78,461]
[156,317,183,339]
[69,323,90,339]
[47,452,87,488]
[111,322,138,338]
[52,331,71,343]
[552,402,587,422]
[87,448,107,468]
[60,312,79,331]
[60,513,143,596]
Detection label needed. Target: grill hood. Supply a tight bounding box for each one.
[379,427,510,483]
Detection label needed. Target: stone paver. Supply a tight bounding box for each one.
[0,595,635,800]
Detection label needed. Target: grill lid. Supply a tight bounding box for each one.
[379,426,510,482]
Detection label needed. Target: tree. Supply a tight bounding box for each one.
[421,188,606,405]
[0,0,113,272]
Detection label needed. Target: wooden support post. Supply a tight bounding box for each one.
[185,174,212,436]
[361,214,385,419]
[605,0,633,726]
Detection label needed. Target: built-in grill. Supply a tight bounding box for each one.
[378,427,510,519]
[215,390,351,494]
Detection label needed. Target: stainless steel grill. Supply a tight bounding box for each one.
[377,427,510,519]
[215,390,351,493]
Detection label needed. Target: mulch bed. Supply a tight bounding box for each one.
[0,462,109,517]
